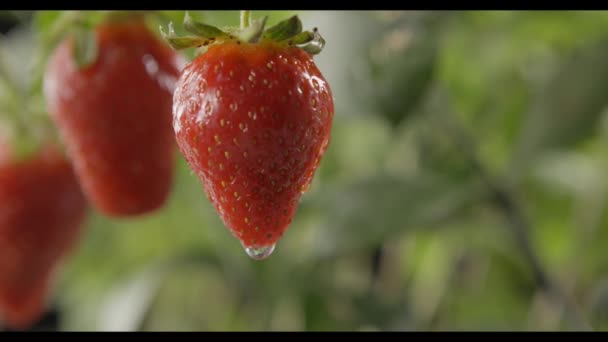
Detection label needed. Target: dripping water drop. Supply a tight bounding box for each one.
[243,243,276,260]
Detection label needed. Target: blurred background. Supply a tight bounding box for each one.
[2,10,608,331]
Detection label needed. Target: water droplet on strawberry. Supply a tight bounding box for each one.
[300,181,311,194]
[243,243,276,260]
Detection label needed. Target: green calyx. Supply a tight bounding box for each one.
[70,11,150,68]
[160,11,326,55]
[32,10,152,93]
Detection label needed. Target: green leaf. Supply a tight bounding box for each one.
[353,15,440,127]
[307,173,481,257]
[183,11,226,39]
[289,31,314,45]
[262,15,302,42]
[160,23,209,51]
[34,11,62,38]
[511,37,608,176]
[72,27,98,69]
[163,35,209,51]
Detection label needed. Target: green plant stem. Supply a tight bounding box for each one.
[29,10,82,97]
[435,102,592,331]
[0,47,29,139]
[240,10,251,30]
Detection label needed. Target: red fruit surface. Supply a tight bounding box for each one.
[44,19,184,217]
[0,146,87,329]
[173,41,334,250]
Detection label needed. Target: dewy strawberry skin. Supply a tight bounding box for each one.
[164,12,334,260]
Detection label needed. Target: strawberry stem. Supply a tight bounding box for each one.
[240,10,251,30]
[0,47,40,158]
[30,11,83,97]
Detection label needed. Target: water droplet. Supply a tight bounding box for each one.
[301,182,311,194]
[244,244,276,260]
[321,138,330,153]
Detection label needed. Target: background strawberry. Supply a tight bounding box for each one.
[0,145,87,329]
[44,16,185,217]
[166,13,334,259]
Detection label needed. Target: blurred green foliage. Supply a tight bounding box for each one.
[2,10,608,331]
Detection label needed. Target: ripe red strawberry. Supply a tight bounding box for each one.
[44,17,184,217]
[167,14,334,259]
[0,145,87,329]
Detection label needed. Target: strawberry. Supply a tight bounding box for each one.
[0,145,87,329]
[43,16,185,217]
[164,13,334,259]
